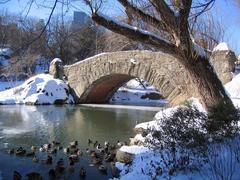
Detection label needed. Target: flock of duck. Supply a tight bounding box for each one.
[8,139,127,179]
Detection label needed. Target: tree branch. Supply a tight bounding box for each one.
[92,12,178,57]
[150,0,176,27]
[118,0,166,30]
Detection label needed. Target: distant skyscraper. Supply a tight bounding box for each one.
[72,11,91,27]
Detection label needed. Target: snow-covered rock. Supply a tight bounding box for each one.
[0,74,74,105]
[0,48,12,57]
[225,73,240,107]
[213,42,230,52]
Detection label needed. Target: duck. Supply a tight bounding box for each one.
[69,154,79,162]
[52,140,61,146]
[93,141,98,148]
[69,157,75,166]
[63,147,70,154]
[31,146,37,151]
[32,156,39,163]
[96,144,102,151]
[79,167,86,178]
[48,169,56,179]
[42,155,53,164]
[13,170,22,180]
[105,152,115,162]
[104,141,110,147]
[76,149,83,156]
[26,172,42,180]
[50,148,57,154]
[117,140,124,148]
[98,164,107,174]
[69,141,78,148]
[43,143,51,150]
[26,151,35,157]
[110,162,120,178]
[39,146,44,152]
[57,146,63,150]
[56,159,65,173]
[8,148,14,155]
[92,157,102,165]
[15,147,26,156]
[88,139,92,145]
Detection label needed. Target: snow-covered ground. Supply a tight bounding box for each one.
[110,78,167,106]
[0,74,74,105]
[0,81,24,91]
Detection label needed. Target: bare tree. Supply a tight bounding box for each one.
[83,0,234,113]
[190,14,226,51]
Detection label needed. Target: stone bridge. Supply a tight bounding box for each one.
[61,50,236,105]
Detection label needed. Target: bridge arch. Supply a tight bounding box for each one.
[64,50,192,105]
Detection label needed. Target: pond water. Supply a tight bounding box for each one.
[0,105,159,179]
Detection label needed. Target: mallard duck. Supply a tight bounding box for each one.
[98,164,107,174]
[69,154,79,162]
[39,146,44,152]
[105,152,115,162]
[13,170,21,180]
[32,156,39,163]
[48,169,56,179]
[69,141,78,147]
[31,146,37,151]
[104,141,110,147]
[63,147,70,154]
[43,144,51,150]
[79,167,86,178]
[42,155,53,164]
[88,139,92,145]
[117,140,124,148]
[93,141,98,148]
[15,147,26,156]
[52,140,61,146]
[110,162,120,178]
[26,151,35,157]
[77,149,83,156]
[56,159,65,173]
[26,172,42,180]
[8,148,14,155]
[50,148,57,154]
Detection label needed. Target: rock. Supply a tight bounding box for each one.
[49,58,64,80]
[116,150,134,164]
[211,50,236,84]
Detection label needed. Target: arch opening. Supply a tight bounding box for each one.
[79,74,168,106]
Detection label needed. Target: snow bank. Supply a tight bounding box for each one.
[0,74,74,105]
[120,145,149,155]
[213,42,230,52]
[225,73,240,107]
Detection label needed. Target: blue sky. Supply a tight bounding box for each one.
[1,0,240,54]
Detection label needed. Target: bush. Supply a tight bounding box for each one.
[144,103,240,177]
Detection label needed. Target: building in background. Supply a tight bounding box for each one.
[72,11,92,27]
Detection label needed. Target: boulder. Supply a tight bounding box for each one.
[116,150,134,164]
[49,58,64,80]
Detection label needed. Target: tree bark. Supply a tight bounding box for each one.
[183,55,233,110]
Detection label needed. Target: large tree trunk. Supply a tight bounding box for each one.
[184,55,234,110]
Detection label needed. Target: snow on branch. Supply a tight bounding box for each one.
[92,12,178,57]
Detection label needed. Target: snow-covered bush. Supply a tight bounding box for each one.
[142,102,240,178]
